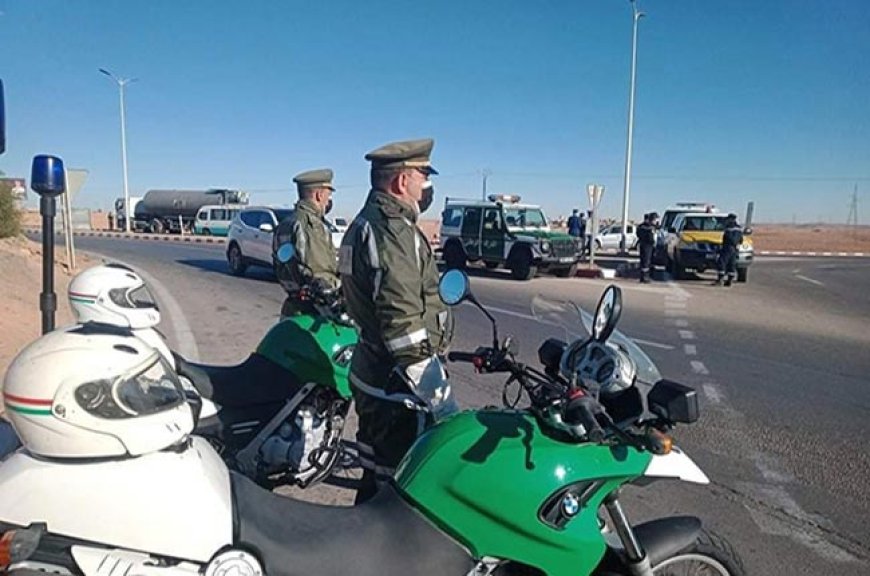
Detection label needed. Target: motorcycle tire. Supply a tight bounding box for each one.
[652,529,745,576]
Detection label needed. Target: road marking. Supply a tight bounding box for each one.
[664,308,686,317]
[702,384,722,405]
[477,303,674,350]
[795,274,825,287]
[678,330,695,340]
[664,300,687,310]
[690,360,709,375]
[684,344,697,355]
[672,318,690,327]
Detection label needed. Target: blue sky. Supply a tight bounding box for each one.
[1,0,868,223]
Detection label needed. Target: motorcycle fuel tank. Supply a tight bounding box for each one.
[395,409,651,576]
[0,436,232,563]
[256,314,356,397]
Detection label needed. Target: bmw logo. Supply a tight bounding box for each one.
[561,492,581,517]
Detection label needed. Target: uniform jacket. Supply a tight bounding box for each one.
[339,189,452,390]
[273,198,339,291]
[721,223,744,252]
[637,221,656,246]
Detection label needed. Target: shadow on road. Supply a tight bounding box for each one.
[175,258,277,284]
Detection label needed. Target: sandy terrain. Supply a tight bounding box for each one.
[749,224,870,253]
[0,237,94,396]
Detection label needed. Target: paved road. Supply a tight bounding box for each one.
[63,236,870,575]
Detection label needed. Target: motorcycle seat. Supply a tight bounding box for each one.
[230,471,474,576]
[175,353,302,408]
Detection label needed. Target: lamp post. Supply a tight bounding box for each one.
[99,68,137,233]
[481,169,492,200]
[619,0,644,254]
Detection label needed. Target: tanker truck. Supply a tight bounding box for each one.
[133,188,249,234]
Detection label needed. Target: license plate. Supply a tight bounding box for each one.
[559,257,575,263]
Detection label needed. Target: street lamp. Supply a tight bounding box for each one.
[99,68,137,233]
[619,0,644,254]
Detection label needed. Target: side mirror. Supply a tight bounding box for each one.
[743,227,753,236]
[31,155,66,197]
[276,242,296,263]
[591,285,622,342]
[259,222,274,233]
[438,269,470,306]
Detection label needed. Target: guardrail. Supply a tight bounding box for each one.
[24,228,228,244]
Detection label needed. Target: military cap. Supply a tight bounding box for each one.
[293,168,335,192]
[365,138,438,175]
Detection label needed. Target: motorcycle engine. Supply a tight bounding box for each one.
[260,406,328,477]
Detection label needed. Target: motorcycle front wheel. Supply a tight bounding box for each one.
[652,529,745,576]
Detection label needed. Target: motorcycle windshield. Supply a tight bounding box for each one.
[530,294,662,385]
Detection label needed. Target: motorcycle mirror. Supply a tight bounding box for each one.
[592,285,622,342]
[276,242,296,264]
[438,269,470,306]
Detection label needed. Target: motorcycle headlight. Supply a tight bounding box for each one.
[540,241,551,253]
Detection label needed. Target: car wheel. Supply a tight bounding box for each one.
[594,239,602,250]
[444,242,466,270]
[227,243,248,276]
[202,228,211,236]
[737,267,748,283]
[667,256,684,280]
[509,249,537,281]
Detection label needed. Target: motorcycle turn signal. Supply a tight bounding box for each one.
[643,429,673,455]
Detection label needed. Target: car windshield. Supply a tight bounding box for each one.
[681,216,727,232]
[504,207,547,229]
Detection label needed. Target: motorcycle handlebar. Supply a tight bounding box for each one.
[447,351,480,363]
[563,395,606,442]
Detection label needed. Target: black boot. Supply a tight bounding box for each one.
[724,277,733,287]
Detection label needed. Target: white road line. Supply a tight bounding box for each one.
[795,274,825,287]
[690,360,710,375]
[678,330,695,340]
[684,344,697,355]
[702,384,722,405]
[673,319,690,328]
[664,300,687,309]
[664,308,686,317]
[479,304,675,350]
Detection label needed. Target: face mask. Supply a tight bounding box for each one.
[325,198,333,215]
[418,182,434,213]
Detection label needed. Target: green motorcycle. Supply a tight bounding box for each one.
[176,242,358,489]
[386,270,744,575]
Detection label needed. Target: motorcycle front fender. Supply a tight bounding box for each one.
[595,516,702,574]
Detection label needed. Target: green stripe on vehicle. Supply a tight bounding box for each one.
[6,405,52,416]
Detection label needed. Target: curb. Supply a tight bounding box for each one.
[758,250,867,258]
[24,228,228,245]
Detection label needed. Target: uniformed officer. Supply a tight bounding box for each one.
[637,212,657,283]
[715,213,743,286]
[339,138,456,503]
[273,168,339,317]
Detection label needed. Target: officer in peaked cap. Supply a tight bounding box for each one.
[715,213,743,287]
[339,138,455,503]
[272,168,339,317]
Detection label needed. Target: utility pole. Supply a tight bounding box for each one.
[481,169,492,200]
[619,0,644,255]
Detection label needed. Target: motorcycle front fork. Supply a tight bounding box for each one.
[602,491,653,576]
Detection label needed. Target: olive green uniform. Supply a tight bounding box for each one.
[340,143,451,500]
[273,198,339,291]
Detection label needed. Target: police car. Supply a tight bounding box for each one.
[439,195,581,280]
[655,212,754,282]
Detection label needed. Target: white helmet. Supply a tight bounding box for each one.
[2,327,193,459]
[68,264,160,329]
[565,341,637,396]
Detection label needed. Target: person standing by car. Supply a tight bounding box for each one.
[273,168,339,317]
[567,209,583,240]
[339,138,456,504]
[715,213,743,287]
[637,212,657,283]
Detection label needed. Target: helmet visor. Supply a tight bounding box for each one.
[75,354,185,419]
[108,285,158,310]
